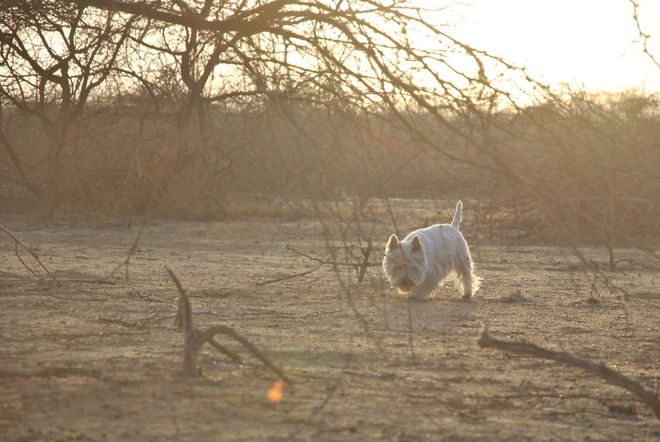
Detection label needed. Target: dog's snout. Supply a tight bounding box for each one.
[396,278,415,292]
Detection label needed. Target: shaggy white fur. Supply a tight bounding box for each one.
[382,201,480,300]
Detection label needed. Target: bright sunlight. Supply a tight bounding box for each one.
[442,0,660,92]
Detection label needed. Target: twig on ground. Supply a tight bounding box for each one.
[285,244,381,268]
[0,224,60,285]
[107,223,145,284]
[476,328,660,419]
[206,338,243,364]
[0,366,105,380]
[357,239,373,283]
[258,243,380,286]
[166,267,290,381]
[256,261,324,286]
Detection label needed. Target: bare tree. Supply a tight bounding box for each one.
[1,0,656,273]
[0,1,135,218]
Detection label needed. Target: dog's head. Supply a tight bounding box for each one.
[382,234,426,293]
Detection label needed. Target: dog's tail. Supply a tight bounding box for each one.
[451,200,463,229]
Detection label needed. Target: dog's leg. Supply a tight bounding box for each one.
[457,259,473,299]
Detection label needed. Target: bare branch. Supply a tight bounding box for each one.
[64,0,294,36]
[106,223,145,284]
[0,224,60,285]
[166,267,290,382]
[258,243,381,286]
[628,0,660,68]
[477,328,660,419]
[256,260,324,286]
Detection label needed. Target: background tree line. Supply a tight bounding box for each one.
[1,0,658,266]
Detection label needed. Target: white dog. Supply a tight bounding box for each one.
[382,201,480,300]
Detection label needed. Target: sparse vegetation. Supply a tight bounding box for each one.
[1,1,658,440]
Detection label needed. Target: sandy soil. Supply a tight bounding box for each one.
[1,208,658,441]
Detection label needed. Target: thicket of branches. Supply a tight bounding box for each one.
[1,0,658,257]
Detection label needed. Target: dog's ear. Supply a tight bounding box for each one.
[411,235,423,252]
[386,234,399,251]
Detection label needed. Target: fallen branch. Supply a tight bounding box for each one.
[477,328,660,419]
[256,261,324,286]
[0,366,105,380]
[166,267,290,382]
[0,224,60,285]
[207,338,243,364]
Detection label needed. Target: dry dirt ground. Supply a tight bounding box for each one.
[1,202,659,441]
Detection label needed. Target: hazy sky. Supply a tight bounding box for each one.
[443,0,660,93]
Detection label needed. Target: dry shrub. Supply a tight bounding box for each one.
[1,91,658,252]
[508,92,660,251]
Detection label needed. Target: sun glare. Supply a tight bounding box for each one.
[267,378,284,403]
[432,0,660,93]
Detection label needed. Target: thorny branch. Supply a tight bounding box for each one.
[477,328,660,419]
[628,0,660,68]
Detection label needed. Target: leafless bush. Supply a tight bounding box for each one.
[504,91,659,264]
[0,0,657,263]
